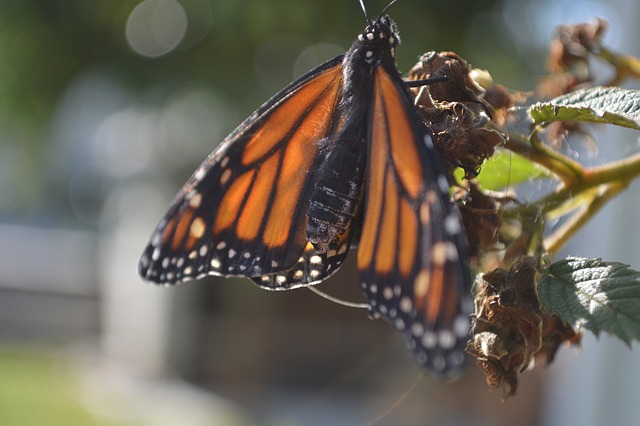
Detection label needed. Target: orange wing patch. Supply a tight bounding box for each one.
[214,170,255,234]
[242,66,343,165]
[377,70,423,198]
[398,198,417,276]
[374,169,399,274]
[171,207,195,251]
[234,155,278,240]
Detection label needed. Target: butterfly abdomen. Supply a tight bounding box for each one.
[307,141,366,248]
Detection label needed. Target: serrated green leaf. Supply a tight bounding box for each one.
[472,150,552,190]
[530,87,640,129]
[539,257,640,345]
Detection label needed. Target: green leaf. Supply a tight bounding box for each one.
[530,87,640,129]
[470,150,552,190]
[539,257,640,345]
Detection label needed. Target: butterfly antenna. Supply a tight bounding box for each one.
[376,0,399,20]
[359,0,372,24]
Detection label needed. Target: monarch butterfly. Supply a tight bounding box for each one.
[138,0,472,377]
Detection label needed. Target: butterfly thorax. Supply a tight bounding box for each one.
[341,16,399,125]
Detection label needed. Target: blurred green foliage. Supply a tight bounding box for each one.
[0,0,516,138]
[0,345,118,426]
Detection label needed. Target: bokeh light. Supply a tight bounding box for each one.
[126,0,188,58]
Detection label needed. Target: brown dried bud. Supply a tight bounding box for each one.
[459,183,501,257]
[409,52,504,177]
[548,18,608,73]
[467,258,581,399]
[539,19,608,98]
[409,51,489,106]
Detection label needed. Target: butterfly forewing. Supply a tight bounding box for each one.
[356,67,472,377]
[139,58,348,288]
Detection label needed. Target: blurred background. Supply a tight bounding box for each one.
[0,0,638,425]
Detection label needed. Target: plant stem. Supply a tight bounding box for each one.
[504,133,582,185]
[544,181,628,255]
[597,46,640,86]
[529,127,585,183]
[501,130,640,256]
[582,152,640,186]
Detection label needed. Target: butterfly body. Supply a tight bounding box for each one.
[308,17,399,248]
[139,11,472,377]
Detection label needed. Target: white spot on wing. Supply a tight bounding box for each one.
[393,284,401,297]
[422,331,437,349]
[220,169,232,185]
[194,167,206,181]
[383,287,393,300]
[446,242,459,261]
[438,330,456,350]
[423,134,434,149]
[188,192,202,208]
[400,297,413,313]
[437,175,450,194]
[454,315,470,337]
[445,214,461,235]
[411,322,424,337]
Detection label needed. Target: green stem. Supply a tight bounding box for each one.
[597,46,640,85]
[529,127,585,183]
[544,181,628,255]
[582,152,640,186]
[501,130,640,256]
[504,131,583,186]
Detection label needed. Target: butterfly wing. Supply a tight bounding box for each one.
[139,56,356,289]
[356,66,472,377]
